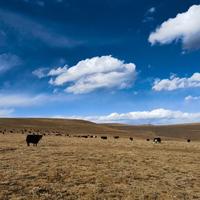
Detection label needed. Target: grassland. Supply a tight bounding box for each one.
[1,133,200,200]
[0,118,200,140]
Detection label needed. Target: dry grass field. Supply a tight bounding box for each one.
[1,133,200,200]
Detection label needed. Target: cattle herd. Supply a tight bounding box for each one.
[0,128,193,146]
[23,134,192,146]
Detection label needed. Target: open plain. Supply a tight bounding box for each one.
[1,127,200,200]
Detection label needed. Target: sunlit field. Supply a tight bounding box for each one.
[1,134,200,200]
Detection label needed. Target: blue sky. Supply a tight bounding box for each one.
[1,0,200,124]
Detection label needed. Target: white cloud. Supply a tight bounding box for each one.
[52,108,200,124]
[48,66,68,76]
[0,9,80,48]
[49,55,136,94]
[0,94,49,107]
[149,5,200,50]
[148,7,156,14]
[33,65,68,78]
[0,93,76,108]
[185,95,200,101]
[32,67,49,78]
[143,7,156,23]
[0,108,14,117]
[153,73,200,91]
[0,53,21,73]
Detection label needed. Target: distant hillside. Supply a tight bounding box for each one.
[0,118,200,140]
[103,123,200,140]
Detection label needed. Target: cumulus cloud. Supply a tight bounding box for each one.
[185,95,200,101]
[0,53,21,73]
[52,108,200,124]
[149,5,200,50]
[153,73,200,91]
[49,55,136,94]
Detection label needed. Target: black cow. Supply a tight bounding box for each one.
[101,136,107,140]
[146,138,150,141]
[187,139,191,143]
[26,135,43,146]
[129,137,133,141]
[114,136,119,139]
[153,137,161,143]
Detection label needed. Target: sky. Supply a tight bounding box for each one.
[0,0,200,124]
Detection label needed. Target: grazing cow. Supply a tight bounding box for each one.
[153,137,161,143]
[114,136,119,139]
[26,135,43,146]
[187,139,191,143]
[101,136,107,140]
[129,137,133,141]
[81,135,88,138]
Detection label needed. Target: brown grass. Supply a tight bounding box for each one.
[1,134,200,200]
[1,118,200,140]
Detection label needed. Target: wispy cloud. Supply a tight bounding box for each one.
[149,4,200,50]
[0,94,49,107]
[185,95,200,101]
[0,53,22,73]
[143,7,156,23]
[51,108,200,124]
[32,67,49,79]
[148,7,156,14]
[0,93,77,108]
[23,0,62,5]
[0,108,14,117]
[0,8,80,48]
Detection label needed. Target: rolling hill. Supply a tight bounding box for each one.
[0,118,200,140]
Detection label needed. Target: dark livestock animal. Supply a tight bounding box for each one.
[187,139,191,143]
[101,136,107,140]
[153,137,161,143]
[129,137,133,141]
[81,135,88,138]
[114,136,119,139]
[26,135,43,146]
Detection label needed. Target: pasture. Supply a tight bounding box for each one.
[1,134,200,200]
